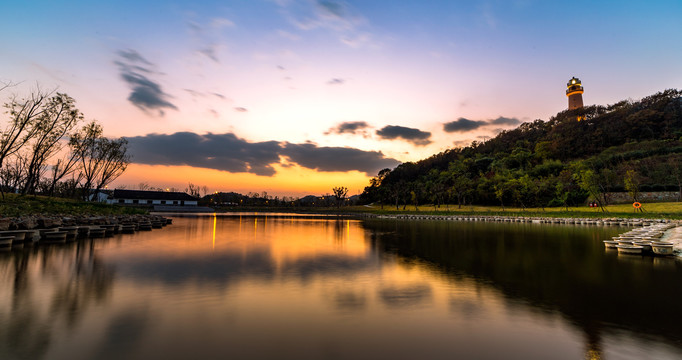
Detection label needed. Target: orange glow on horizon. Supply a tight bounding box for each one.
[112,163,373,197]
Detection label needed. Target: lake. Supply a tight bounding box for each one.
[1,214,681,360]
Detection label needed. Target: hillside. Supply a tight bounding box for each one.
[361,89,682,209]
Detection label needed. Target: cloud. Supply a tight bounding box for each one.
[489,116,522,126]
[277,29,301,41]
[127,132,281,176]
[126,132,399,176]
[443,116,522,133]
[376,125,432,146]
[443,118,486,133]
[210,17,235,29]
[117,49,152,66]
[325,121,370,135]
[115,49,177,115]
[277,0,373,47]
[198,45,220,63]
[186,16,234,64]
[281,142,400,175]
[327,78,345,85]
[234,107,248,112]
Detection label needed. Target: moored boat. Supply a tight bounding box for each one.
[633,241,653,252]
[651,242,674,256]
[603,240,619,249]
[616,244,644,255]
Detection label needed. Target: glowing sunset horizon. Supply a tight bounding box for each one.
[2,1,680,196]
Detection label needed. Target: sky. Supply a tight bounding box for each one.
[1,0,681,197]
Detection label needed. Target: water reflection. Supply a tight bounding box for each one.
[365,219,682,359]
[0,241,114,360]
[0,216,680,360]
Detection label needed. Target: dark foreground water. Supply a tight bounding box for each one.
[1,214,681,360]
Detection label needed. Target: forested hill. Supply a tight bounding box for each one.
[361,89,682,208]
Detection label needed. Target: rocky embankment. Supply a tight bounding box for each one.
[0,214,163,231]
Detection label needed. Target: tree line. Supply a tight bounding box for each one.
[361,89,682,211]
[0,86,130,200]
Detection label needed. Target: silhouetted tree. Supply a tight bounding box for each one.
[332,186,348,208]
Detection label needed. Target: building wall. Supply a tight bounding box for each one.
[107,198,198,206]
[568,93,583,110]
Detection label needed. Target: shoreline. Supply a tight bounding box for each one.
[0,214,164,231]
[358,213,678,227]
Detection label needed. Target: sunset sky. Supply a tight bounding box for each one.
[2,0,681,196]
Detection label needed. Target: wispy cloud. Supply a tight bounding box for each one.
[126,132,399,176]
[277,0,374,48]
[327,78,345,85]
[115,49,177,116]
[186,16,235,64]
[376,125,432,146]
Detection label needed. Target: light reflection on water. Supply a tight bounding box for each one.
[0,215,681,360]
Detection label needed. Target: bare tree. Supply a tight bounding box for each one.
[20,93,83,195]
[186,182,201,198]
[45,143,84,196]
[0,89,52,197]
[332,186,348,208]
[0,156,27,193]
[73,121,130,200]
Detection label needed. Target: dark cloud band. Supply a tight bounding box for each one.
[443,117,522,133]
[126,132,399,176]
[376,125,432,146]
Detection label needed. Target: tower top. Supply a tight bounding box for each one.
[566,76,584,96]
[567,77,582,88]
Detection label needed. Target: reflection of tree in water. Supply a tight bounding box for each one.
[363,219,682,358]
[333,219,346,245]
[0,241,115,359]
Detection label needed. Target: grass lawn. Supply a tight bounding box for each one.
[348,202,682,219]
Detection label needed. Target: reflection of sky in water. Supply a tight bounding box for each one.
[0,216,681,360]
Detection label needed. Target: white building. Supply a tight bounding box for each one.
[108,189,198,206]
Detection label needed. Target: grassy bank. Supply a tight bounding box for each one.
[4,194,682,219]
[0,193,146,217]
[210,202,682,219]
[344,202,682,219]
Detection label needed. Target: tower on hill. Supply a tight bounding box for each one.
[566,77,584,110]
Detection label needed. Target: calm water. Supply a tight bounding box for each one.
[1,214,681,360]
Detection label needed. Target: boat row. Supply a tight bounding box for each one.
[0,217,172,251]
[603,223,677,256]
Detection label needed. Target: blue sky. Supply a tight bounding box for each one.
[1,0,681,195]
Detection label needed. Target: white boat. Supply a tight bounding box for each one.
[603,240,619,249]
[616,244,644,254]
[651,242,674,256]
[633,241,653,252]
